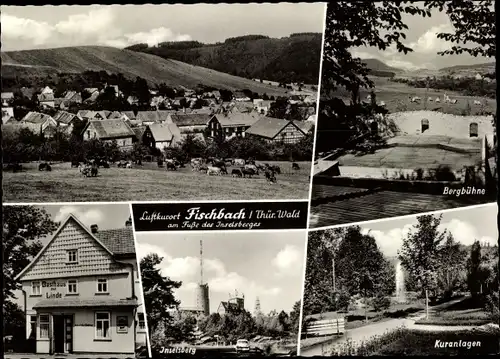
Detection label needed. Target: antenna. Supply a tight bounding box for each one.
[199,240,204,285]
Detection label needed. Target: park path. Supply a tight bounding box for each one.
[299,296,481,356]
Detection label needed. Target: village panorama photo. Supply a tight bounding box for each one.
[1,3,324,202]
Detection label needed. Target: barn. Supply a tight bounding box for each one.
[81,119,136,149]
[167,113,212,141]
[142,123,182,150]
[245,117,307,144]
[207,113,261,140]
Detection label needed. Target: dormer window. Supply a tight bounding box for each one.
[67,249,78,264]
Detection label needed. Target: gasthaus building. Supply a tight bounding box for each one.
[15,214,147,355]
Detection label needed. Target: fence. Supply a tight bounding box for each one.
[304,317,346,337]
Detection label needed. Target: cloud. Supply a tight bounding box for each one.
[124,27,192,47]
[363,218,497,258]
[1,9,191,49]
[54,8,115,37]
[1,14,54,45]
[362,224,414,257]
[272,245,303,276]
[408,23,454,54]
[54,206,104,226]
[441,219,497,246]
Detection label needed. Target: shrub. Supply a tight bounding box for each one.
[372,296,392,312]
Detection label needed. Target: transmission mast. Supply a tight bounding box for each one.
[199,239,204,285]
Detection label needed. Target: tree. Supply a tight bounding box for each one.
[289,301,301,334]
[425,0,495,58]
[140,253,181,333]
[317,2,429,153]
[436,233,467,298]
[3,206,59,307]
[399,214,446,298]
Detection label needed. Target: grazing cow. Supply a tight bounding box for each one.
[450,99,457,104]
[207,166,222,176]
[435,97,441,103]
[244,164,259,175]
[473,100,482,106]
[39,163,48,171]
[265,169,277,183]
[255,163,266,171]
[231,168,243,177]
[270,165,281,174]
[71,160,80,168]
[125,162,132,169]
[292,162,300,170]
[241,167,256,178]
[166,162,177,171]
[46,164,52,172]
[428,97,433,102]
[198,165,208,173]
[233,158,245,166]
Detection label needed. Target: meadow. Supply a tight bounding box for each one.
[2,161,312,202]
[331,76,497,116]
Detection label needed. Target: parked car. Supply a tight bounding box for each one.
[235,339,250,353]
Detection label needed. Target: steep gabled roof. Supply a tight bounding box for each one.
[212,113,261,128]
[148,122,182,142]
[14,214,116,281]
[85,119,136,139]
[169,113,211,127]
[21,111,55,125]
[53,110,78,125]
[246,117,301,139]
[95,228,135,256]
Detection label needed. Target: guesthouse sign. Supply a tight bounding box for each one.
[42,281,66,299]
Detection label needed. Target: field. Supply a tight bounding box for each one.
[1,46,290,95]
[333,76,496,116]
[2,161,311,202]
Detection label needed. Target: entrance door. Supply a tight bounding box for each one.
[53,316,65,354]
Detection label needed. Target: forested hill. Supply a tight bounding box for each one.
[125,33,323,84]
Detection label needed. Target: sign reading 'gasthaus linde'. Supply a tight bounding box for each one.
[42,281,66,288]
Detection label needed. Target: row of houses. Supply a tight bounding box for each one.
[4,108,316,150]
[2,83,317,120]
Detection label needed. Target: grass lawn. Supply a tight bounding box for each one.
[2,161,312,202]
[345,301,425,330]
[365,328,499,356]
[415,296,492,326]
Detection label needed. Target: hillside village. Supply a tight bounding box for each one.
[2,79,317,163]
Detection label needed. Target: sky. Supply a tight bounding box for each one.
[349,6,494,71]
[135,231,306,314]
[356,204,498,258]
[9,203,132,308]
[1,3,326,51]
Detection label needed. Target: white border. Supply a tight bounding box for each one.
[308,202,498,232]
[130,202,153,359]
[297,2,328,355]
